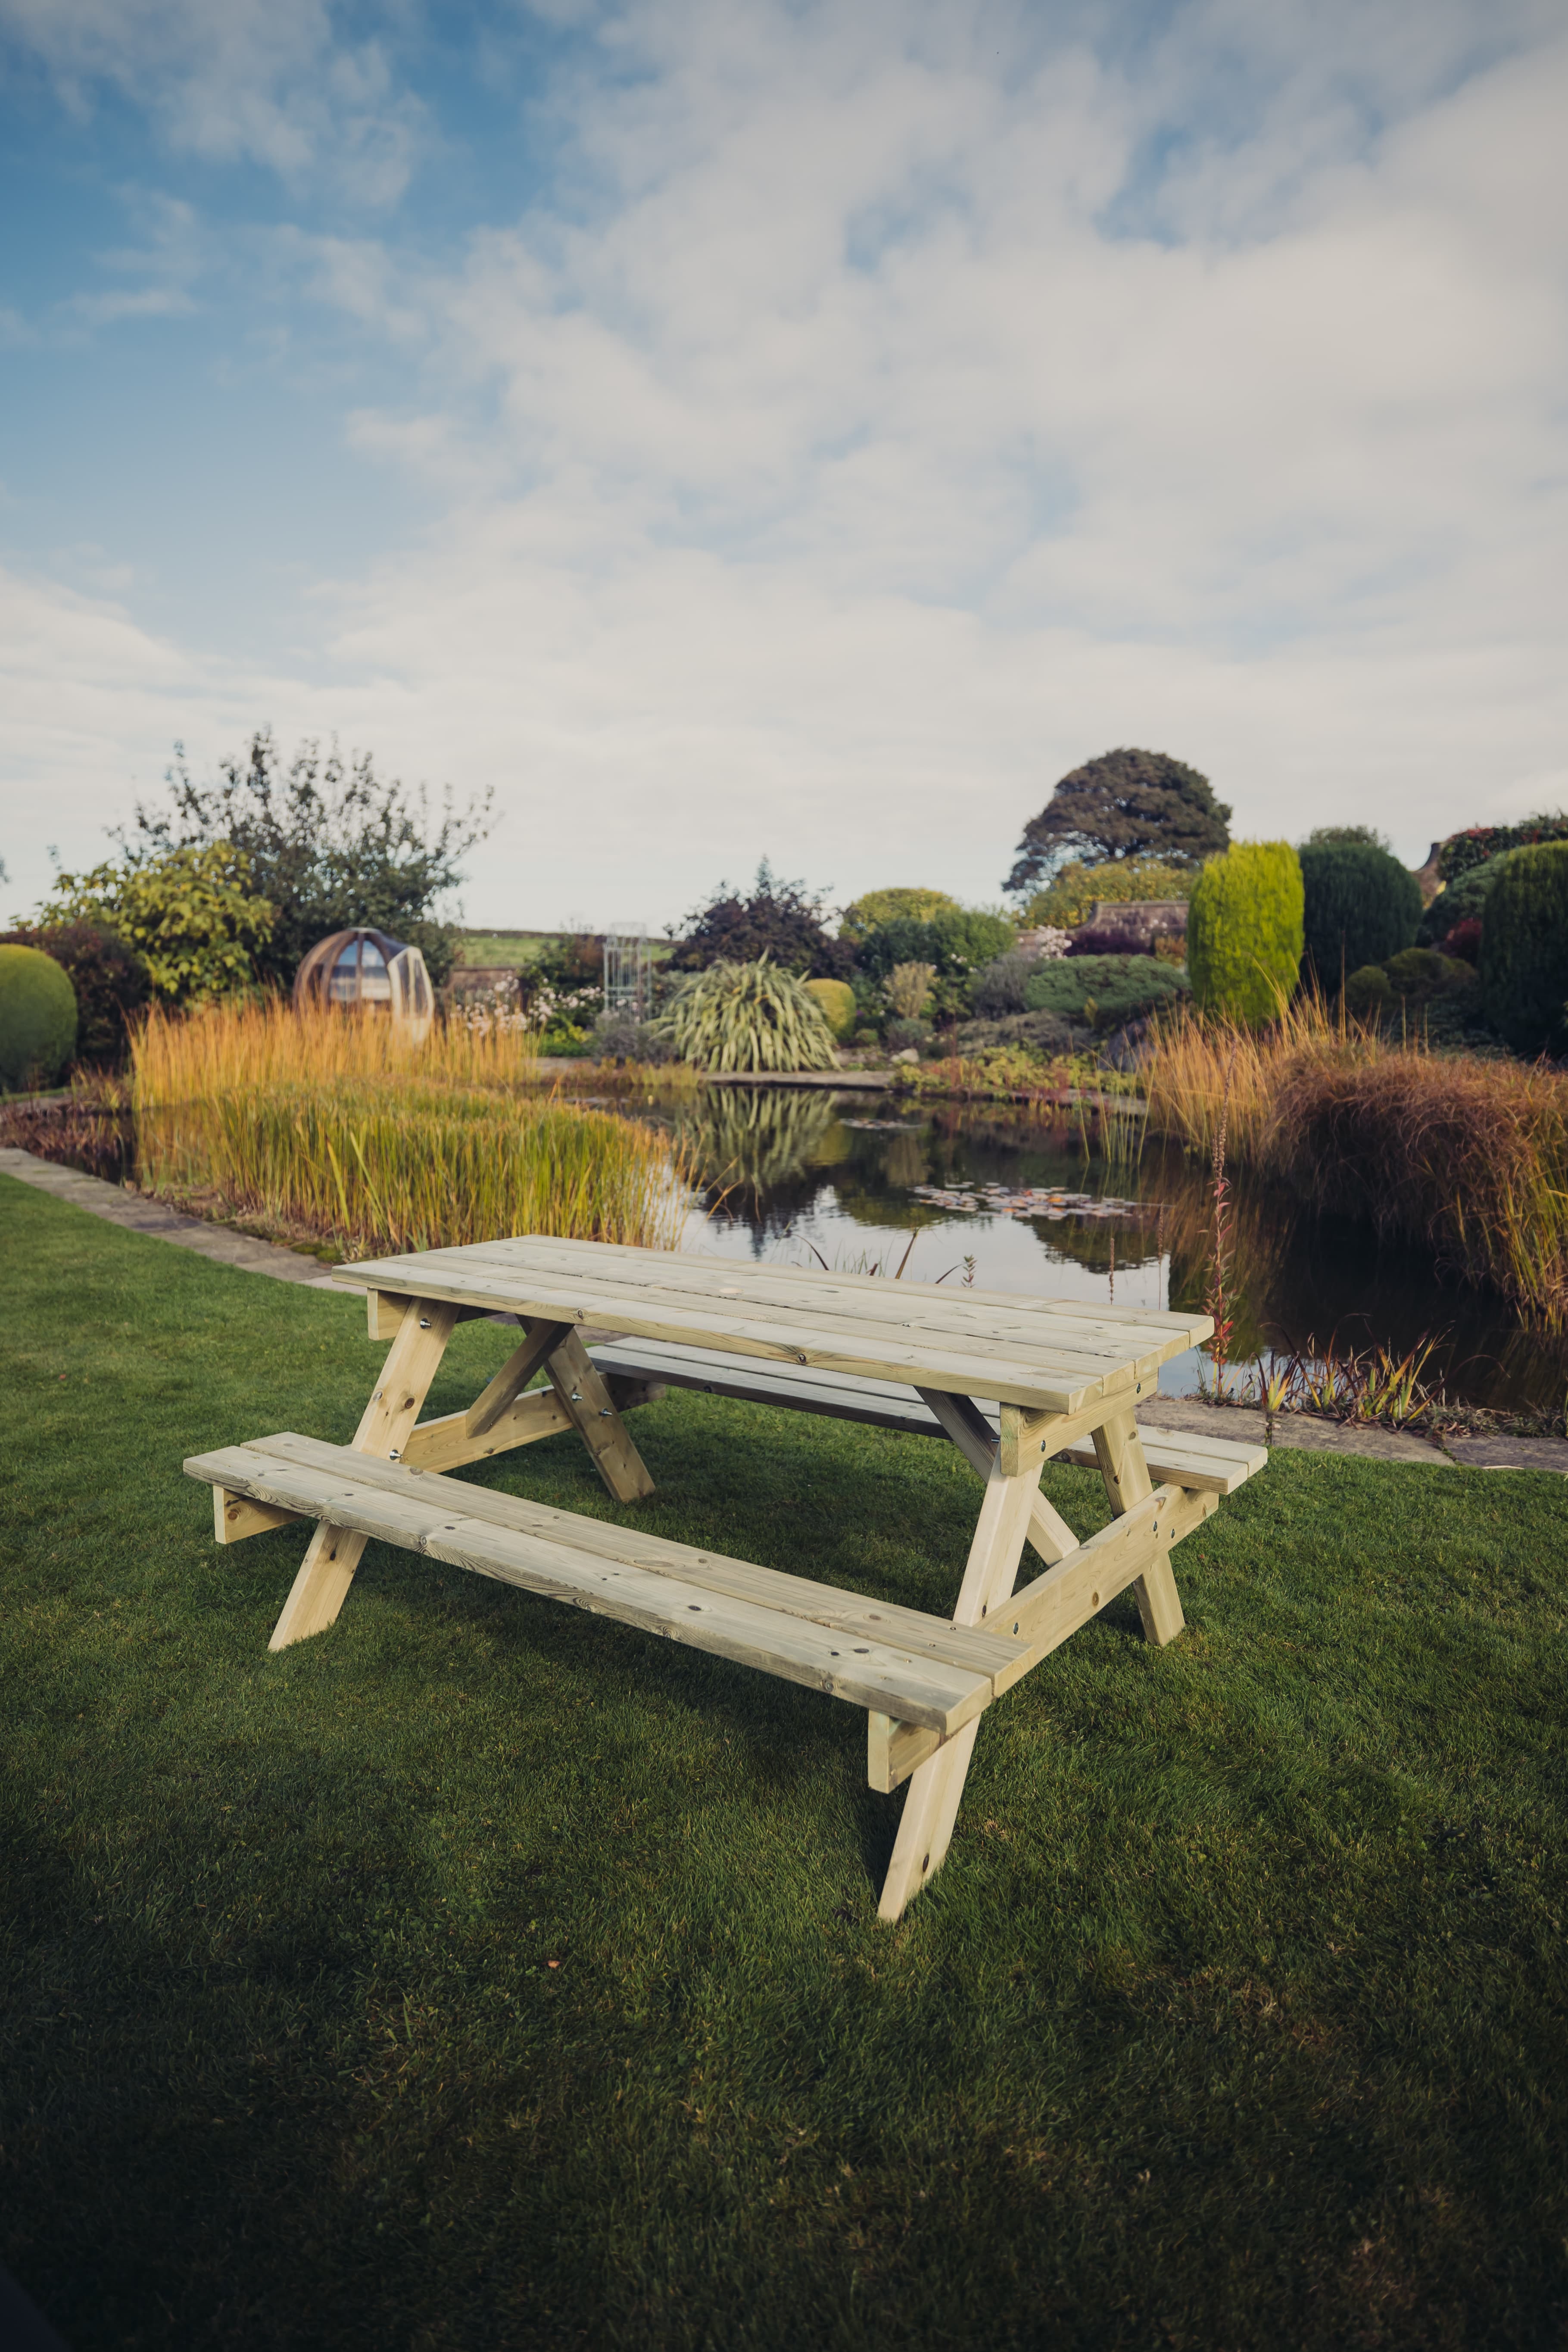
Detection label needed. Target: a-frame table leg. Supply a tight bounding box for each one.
[1092,1407,1185,1645]
[877,1426,1044,1922]
[268,1298,460,1650]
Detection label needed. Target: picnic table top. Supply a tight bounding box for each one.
[343,1234,1213,1417]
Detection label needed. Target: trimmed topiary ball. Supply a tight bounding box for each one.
[1299,841,1421,989]
[802,977,857,1039]
[1187,842,1304,1025]
[0,944,78,1091]
[1479,841,1568,1056]
[0,920,150,1064]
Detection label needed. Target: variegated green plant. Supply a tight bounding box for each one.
[659,957,839,1073]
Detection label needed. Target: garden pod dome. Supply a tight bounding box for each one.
[293,927,433,1042]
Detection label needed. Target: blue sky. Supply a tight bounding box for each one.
[3,0,1565,931]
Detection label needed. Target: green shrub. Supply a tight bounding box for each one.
[0,945,78,1091]
[37,842,274,1004]
[802,977,856,1038]
[1415,849,1514,949]
[838,887,959,943]
[1342,964,1392,1021]
[1188,842,1305,1025]
[0,921,150,1064]
[1382,948,1476,1007]
[1021,953,1188,1032]
[660,958,838,1073]
[1479,842,1568,1055]
[1299,840,1421,989]
[854,907,1015,1022]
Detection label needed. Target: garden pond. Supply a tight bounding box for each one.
[11,1078,1563,1416]
[656,1084,1568,1416]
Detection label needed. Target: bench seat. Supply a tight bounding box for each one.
[184,1431,1045,1737]
[583,1340,1266,1493]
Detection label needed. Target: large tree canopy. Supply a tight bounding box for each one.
[124,730,493,989]
[1004,749,1231,898]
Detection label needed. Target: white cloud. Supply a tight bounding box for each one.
[4,0,1566,924]
[0,0,427,203]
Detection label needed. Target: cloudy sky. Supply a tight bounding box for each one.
[3,0,1564,933]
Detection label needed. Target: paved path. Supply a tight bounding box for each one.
[5,1143,1565,1472]
[0,1146,357,1291]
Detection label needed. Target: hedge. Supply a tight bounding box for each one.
[1188,842,1304,1025]
[1299,841,1421,989]
[1479,842,1568,1056]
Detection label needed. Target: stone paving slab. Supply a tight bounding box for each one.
[1142,1394,1451,1464]
[1443,1432,1568,1474]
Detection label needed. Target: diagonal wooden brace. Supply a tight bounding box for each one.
[465,1317,572,1438]
[546,1328,657,1503]
[268,1297,459,1651]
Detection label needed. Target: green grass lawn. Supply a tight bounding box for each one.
[3,1173,1566,2351]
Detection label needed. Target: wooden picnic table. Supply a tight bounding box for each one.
[185,1235,1263,1921]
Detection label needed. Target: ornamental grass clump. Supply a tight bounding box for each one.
[661,958,838,1073]
[128,998,684,1255]
[1145,999,1568,1326]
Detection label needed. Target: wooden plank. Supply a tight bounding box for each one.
[592,1346,1265,1496]
[916,1386,1076,1571]
[465,1317,572,1438]
[1058,1427,1265,1494]
[1001,1484,1181,1655]
[182,1444,996,1731]
[1092,1407,1185,1646]
[868,1711,947,1794]
[200,1432,1032,1685]
[545,1327,657,1503]
[401,1376,661,1474]
[443,1234,1210,1348]
[365,1247,1178,1384]
[265,1298,459,1651]
[877,1440,1045,1921]
[214,1487,303,1544]
[327,1257,1128,1413]
[367,1288,493,1341]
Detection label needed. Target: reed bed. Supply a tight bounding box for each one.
[131,995,540,1107]
[128,1000,687,1257]
[1146,1002,1568,1326]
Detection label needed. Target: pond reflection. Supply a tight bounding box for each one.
[669,1087,1568,1413]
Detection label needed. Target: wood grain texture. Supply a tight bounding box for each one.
[265,1298,458,1651]
[184,1441,999,1731]
[338,1238,1212,1414]
[190,1432,1033,1687]
[465,1318,572,1438]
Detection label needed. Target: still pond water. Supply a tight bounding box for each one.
[647,1086,1565,1414]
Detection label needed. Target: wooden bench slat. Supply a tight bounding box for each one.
[582,1344,1266,1495]
[184,1438,1016,1728]
[218,1431,1030,1681]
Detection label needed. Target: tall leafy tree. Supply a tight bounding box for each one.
[124,730,493,988]
[1005,749,1231,898]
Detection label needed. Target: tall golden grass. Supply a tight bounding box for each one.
[1145,1000,1568,1326]
[128,1000,688,1257]
[131,995,540,1105]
